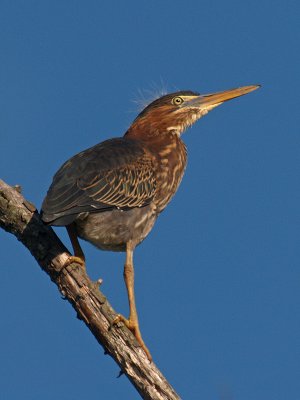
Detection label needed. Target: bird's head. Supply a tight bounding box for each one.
[126,85,260,139]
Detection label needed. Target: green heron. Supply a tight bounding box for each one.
[41,84,260,360]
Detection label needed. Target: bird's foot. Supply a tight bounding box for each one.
[63,255,86,269]
[113,314,152,361]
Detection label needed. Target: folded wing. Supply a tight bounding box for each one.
[41,138,157,225]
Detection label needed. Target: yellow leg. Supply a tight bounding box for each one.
[114,242,152,361]
[65,223,86,267]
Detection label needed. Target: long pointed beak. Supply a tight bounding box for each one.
[188,84,261,109]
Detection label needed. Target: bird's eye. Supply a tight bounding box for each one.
[172,96,184,106]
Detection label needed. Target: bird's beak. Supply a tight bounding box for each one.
[186,85,261,110]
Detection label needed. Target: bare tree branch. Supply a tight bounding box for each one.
[0,179,180,400]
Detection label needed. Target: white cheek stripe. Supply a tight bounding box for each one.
[166,102,223,136]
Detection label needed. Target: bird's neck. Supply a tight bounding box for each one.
[126,127,187,212]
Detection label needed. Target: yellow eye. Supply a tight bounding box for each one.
[172,96,184,106]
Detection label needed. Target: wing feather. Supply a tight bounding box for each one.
[41,138,157,224]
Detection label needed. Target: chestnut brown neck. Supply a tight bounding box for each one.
[126,125,187,213]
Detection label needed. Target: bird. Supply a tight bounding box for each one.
[41,84,260,360]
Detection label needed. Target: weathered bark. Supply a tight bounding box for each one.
[0,179,180,400]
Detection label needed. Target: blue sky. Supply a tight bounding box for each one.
[1,1,299,399]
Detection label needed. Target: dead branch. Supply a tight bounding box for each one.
[0,179,180,400]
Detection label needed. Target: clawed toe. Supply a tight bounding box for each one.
[113,314,131,329]
[63,255,86,269]
[112,314,152,361]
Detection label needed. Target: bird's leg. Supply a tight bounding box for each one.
[65,223,86,267]
[114,242,152,361]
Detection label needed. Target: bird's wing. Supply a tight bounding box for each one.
[41,138,157,224]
